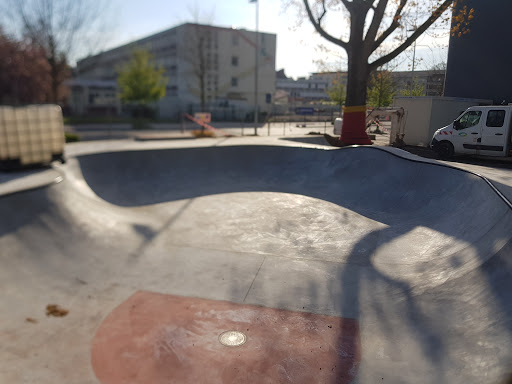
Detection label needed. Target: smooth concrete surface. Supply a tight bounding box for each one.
[1,138,512,383]
[0,167,63,197]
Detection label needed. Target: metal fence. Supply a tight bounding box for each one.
[179,103,343,124]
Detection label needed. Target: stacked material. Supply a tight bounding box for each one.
[0,104,64,168]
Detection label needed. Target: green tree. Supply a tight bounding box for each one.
[367,70,395,108]
[327,76,346,112]
[117,48,168,113]
[400,78,426,96]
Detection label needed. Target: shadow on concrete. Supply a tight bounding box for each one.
[278,136,331,146]
[2,145,511,383]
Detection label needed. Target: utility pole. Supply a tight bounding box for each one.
[410,39,417,94]
[408,27,417,95]
[252,0,259,135]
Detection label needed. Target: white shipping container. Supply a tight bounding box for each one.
[0,104,65,167]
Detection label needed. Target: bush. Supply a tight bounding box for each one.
[131,118,151,130]
[64,132,80,142]
[192,129,215,138]
[64,116,132,125]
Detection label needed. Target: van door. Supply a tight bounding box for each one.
[478,109,508,156]
[451,110,482,154]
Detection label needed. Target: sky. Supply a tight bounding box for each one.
[98,0,449,79]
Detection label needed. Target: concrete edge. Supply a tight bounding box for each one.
[336,145,512,211]
[7,140,510,211]
[0,167,65,198]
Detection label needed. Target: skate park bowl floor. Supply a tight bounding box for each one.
[1,143,512,383]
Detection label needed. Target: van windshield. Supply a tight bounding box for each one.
[456,111,482,130]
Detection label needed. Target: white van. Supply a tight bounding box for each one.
[430,105,512,158]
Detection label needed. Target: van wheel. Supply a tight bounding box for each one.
[437,142,454,159]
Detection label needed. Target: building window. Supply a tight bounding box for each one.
[166,85,178,96]
[232,34,239,46]
[232,56,238,66]
[231,77,238,87]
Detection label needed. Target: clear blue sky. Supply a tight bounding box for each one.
[101,0,448,79]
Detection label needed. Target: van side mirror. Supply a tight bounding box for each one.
[453,120,460,130]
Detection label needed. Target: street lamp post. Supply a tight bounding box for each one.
[252,0,259,135]
[407,36,439,96]
[410,39,417,93]
[408,27,418,94]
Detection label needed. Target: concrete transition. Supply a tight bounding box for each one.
[1,144,512,384]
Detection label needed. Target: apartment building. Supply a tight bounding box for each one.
[69,23,276,119]
[275,70,331,104]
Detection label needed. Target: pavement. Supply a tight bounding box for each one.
[1,134,512,383]
[64,121,363,142]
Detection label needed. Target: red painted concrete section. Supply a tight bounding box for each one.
[92,292,361,384]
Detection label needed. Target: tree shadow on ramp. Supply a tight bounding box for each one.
[73,145,512,382]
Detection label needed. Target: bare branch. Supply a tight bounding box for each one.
[371,0,408,52]
[303,0,348,49]
[318,0,328,24]
[3,0,112,102]
[364,0,390,51]
[370,0,454,70]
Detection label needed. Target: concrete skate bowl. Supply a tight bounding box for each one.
[2,145,512,384]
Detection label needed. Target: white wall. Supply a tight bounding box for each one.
[393,97,492,147]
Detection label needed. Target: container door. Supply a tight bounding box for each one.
[451,110,483,154]
[478,109,508,156]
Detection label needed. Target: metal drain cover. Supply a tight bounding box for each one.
[219,330,247,347]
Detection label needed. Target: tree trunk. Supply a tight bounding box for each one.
[335,2,372,145]
[51,62,59,103]
[340,52,372,145]
[345,55,369,107]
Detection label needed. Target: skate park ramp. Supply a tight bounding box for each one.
[1,144,512,384]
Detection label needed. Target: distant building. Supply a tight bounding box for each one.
[275,69,445,105]
[69,23,276,119]
[391,70,446,97]
[445,0,512,103]
[275,71,331,104]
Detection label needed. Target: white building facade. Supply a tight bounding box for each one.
[70,23,276,120]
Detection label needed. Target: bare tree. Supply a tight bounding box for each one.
[2,0,110,103]
[301,0,472,144]
[178,6,217,118]
[190,24,210,112]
